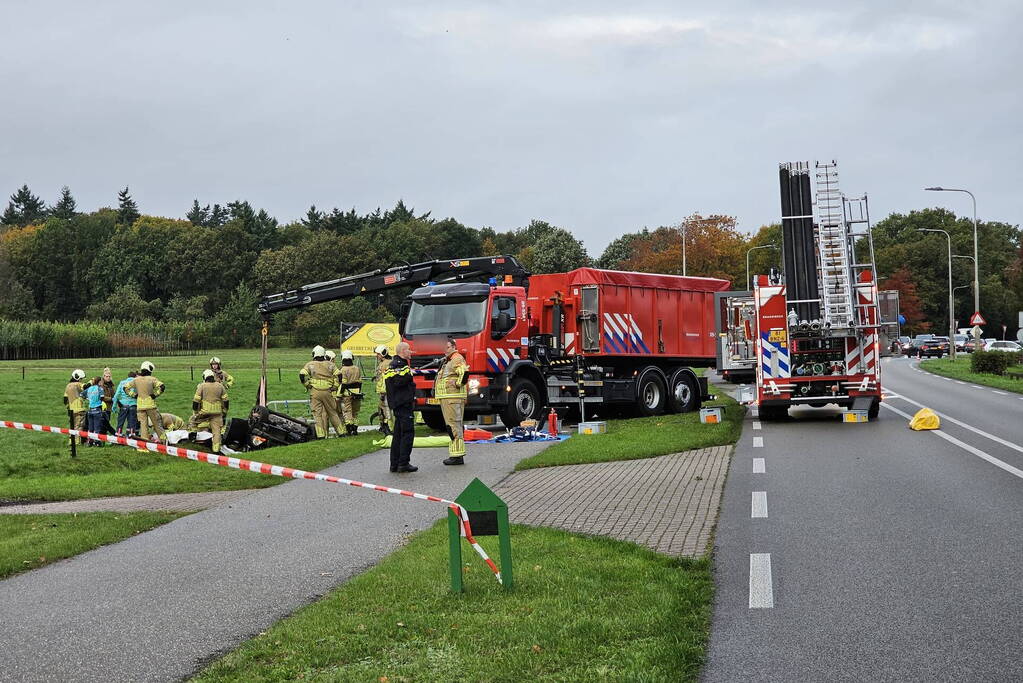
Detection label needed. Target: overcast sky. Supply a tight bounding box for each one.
[1,1,1020,255]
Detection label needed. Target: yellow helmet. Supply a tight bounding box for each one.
[209,356,221,366]
[325,350,337,361]
[374,344,389,356]
[312,345,326,358]
[71,369,86,381]
[140,361,155,373]
[202,369,216,380]
[341,350,354,361]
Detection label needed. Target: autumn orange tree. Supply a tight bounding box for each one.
[622,214,747,285]
[881,266,929,335]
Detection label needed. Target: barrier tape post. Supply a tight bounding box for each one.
[0,420,503,586]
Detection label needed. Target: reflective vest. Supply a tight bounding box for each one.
[375,357,390,393]
[435,352,468,400]
[336,364,363,397]
[64,381,85,413]
[193,381,227,413]
[301,360,338,391]
[127,375,165,410]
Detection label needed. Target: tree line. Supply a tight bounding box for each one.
[1,184,1020,349]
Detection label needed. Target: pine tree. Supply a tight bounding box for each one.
[303,205,323,231]
[51,186,78,220]
[117,186,141,225]
[208,204,229,227]
[186,199,209,226]
[0,185,48,227]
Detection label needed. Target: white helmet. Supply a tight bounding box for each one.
[209,356,221,366]
[140,361,155,373]
[374,344,389,356]
[312,345,326,358]
[325,350,337,361]
[202,369,216,380]
[71,369,86,381]
[341,350,354,361]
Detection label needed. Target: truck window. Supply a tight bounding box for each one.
[404,299,488,337]
[580,285,599,352]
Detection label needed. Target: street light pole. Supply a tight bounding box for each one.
[681,223,687,277]
[920,228,955,360]
[925,187,979,347]
[746,244,778,290]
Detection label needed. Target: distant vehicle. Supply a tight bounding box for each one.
[984,340,1022,353]
[964,338,984,352]
[953,334,969,352]
[908,335,935,355]
[916,336,950,358]
[890,335,912,354]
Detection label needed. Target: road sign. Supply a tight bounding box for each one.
[969,311,986,326]
[972,325,983,338]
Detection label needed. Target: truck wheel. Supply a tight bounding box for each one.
[667,369,698,413]
[636,368,668,416]
[500,378,543,427]
[759,404,788,421]
[421,409,448,432]
[868,399,880,420]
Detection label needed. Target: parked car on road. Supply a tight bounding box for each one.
[983,340,1022,353]
[916,336,950,358]
[890,336,912,354]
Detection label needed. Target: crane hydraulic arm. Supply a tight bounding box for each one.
[257,256,530,318]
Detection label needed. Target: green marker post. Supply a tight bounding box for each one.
[448,477,513,593]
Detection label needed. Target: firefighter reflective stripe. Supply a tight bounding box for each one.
[375,358,389,392]
[64,382,85,413]
[383,365,411,379]
[193,382,227,413]
[301,361,338,390]
[760,332,790,378]
[435,353,467,399]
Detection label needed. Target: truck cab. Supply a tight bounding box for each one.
[400,280,535,426]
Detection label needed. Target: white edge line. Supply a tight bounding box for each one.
[881,403,1023,481]
[752,457,766,474]
[886,392,1023,456]
[749,553,774,608]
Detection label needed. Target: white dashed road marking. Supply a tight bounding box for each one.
[753,458,766,473]
[749,554,774,608]
[956,381,966,385]
[751,491,768,518]
[752,421,762,430]
[753,436,764,448]
[992,390,1007,395]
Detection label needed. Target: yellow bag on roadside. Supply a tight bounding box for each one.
[909,408,940,431]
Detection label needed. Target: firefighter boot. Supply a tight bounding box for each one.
[443,456,464,466]
[347,423,358,436]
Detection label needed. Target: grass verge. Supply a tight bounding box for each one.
[515,391,742,470]
[0,511,184,579]
[194,523,713,682]
[919,356,1023,394]
[0,348,394,502]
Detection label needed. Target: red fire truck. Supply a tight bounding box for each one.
[747,161,882,420]
[258,258,729,429]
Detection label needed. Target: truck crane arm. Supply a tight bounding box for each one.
[257,255,530,318]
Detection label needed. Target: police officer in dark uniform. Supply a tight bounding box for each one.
[384,341,417,473]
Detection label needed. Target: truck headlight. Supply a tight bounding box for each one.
[468,378,481,395]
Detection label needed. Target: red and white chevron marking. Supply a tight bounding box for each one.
[0,420,503,584]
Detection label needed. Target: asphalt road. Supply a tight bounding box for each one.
[705,355,1023,681]
[0,441,549,682]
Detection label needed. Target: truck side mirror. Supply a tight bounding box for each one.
[398,301,412,336]
[492,311,513,338]
[497,298,512,311]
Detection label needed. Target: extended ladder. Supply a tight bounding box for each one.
[814,161,854,330]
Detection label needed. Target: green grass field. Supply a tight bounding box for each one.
[920,356,1023,394]
[194,523,713,682]
[515,392,742,470]
[0,348,388,502]
[0,511,184,579]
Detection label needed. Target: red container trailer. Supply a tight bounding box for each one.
[259,258,729,430]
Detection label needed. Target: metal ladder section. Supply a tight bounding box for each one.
[843,193,881,329]
[814,161,854,330]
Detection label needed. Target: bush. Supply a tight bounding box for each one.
[971,349,1023,375]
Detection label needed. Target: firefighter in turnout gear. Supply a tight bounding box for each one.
[160,413,186,431]
[300,345,344,439]
[373,344,392,435]
[126,361,167,442]
[208,357,234,390]
[436,338,469,465]
[64,369,87,445]
[336,349,363,436]
[188,369,229,453]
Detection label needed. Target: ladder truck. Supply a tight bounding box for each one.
[748,161,882,420]
[256,257,729,430]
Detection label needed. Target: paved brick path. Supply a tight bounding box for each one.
[0,490,255,515]
[494,445,732,556]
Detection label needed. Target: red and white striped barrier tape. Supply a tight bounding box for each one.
[0,420,502,584]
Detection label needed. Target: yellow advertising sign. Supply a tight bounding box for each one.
[340,323,399,355]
